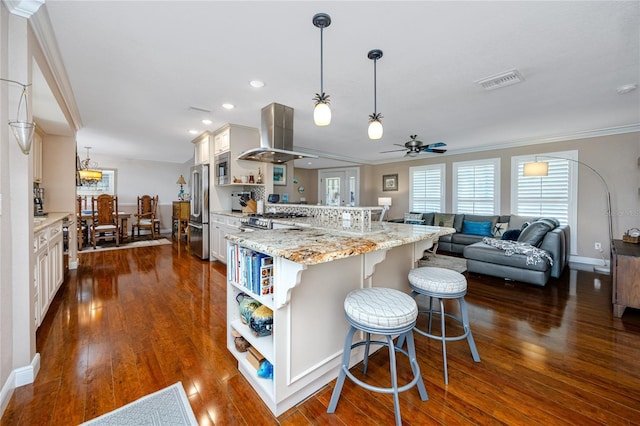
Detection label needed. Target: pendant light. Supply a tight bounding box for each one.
[0,78,36,154]
[78,146,103,184]
[312,13,331,126]
[367,49,383,140]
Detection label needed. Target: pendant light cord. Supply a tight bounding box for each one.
[373,57,377,114]
[320,26,324,95]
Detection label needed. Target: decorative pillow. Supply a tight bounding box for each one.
[501,229,521,241]
[404,213,424,225]
[517,221,553,247]
[493,221,509,238]
[462,220,493,236]
[435,213,455,228]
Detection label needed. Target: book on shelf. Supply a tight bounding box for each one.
[229,244,274,297]
[246,351,263,370]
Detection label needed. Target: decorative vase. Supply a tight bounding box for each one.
[236,293,261,325]
[250,305,273,337]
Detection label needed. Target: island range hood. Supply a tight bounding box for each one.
[237,103,318,164]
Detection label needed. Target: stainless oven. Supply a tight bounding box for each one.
[214,151,230,185]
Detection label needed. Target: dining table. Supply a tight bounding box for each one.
[79,210,132,244]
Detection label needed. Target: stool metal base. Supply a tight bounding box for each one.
[401,288,481,385]
[328,324,427,426]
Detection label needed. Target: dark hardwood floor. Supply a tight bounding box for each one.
[2,239,640,425]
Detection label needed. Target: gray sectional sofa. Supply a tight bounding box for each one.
[399,212,570,286]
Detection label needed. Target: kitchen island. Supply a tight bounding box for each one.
[225,220,454,416]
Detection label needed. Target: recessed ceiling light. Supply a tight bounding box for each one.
[202,119,212,125]
[188,129,199,135]
[617,83,637,95]
[222,103,235,110]
[249,80,265,88]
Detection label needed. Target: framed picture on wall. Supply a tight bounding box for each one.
[273,164,287,186]
[382,173,398,191]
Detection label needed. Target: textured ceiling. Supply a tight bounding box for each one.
[36,1,640,168]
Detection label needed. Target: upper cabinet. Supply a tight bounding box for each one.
[213,124,261,185]
[33,130,43,183]
[193,131,211,165]
[214,128,230,155]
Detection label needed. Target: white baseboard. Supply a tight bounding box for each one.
[0,353,40,418]
[569,254,610,271]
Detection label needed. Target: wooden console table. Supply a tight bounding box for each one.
[172,201,190,241]
[612,239,640,318]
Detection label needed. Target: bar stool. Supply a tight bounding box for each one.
[401,267,480,384]
[327,287,428,426]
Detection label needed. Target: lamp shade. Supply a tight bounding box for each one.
[78,169,103,181]
[368,120,383,140]
[523,161,549,177]
[313,102,331,126]
[378,197,392,207]
[176,175,187,185]
[10,121,35,154]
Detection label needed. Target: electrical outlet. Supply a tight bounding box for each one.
[595,242,602,251]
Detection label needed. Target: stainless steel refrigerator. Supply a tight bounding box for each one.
[189,164,209,259]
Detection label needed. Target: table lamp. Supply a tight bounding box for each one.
[176,175,186,200]
[378,197,392,222]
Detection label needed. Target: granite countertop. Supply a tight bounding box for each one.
[34,212,73,232]
[225,222,454,265]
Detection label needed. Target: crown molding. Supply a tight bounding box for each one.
[28,3,82,131]
[2,0,44,18]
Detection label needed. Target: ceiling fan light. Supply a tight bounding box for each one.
[368,119,383,140]
[314,101,331,126]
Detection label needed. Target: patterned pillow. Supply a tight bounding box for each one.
[493,221,509,237]
[435,213,455,228]
[404,213,424,225]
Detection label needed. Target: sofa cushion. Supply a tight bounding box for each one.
[452,233,485,246]
[435,213,455,228]
[464,242,550,272]
[462,220,493,236]
[421,212,435,226]
[517,221,553,247]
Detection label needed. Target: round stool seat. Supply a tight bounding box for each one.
[344,288,418,331]
[408,267,467,295]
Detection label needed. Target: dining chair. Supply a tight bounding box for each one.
[131,195,159,240]
[90,194,120,249]
[76,195,87,250]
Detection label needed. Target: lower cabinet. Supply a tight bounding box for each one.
[210,214,241,263]
[34,221,64,327]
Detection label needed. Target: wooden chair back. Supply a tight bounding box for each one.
[91,194,118,226]
[137,195,158,219]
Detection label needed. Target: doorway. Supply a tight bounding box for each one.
[318,167,360,206]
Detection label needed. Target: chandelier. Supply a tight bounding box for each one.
[78,146,103,184]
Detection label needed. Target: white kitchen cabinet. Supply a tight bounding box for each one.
[193,131,211,165]
[32,131,42,183]
[213,124,260,184]
[210,213,242,263]
[214,128,230,155]
[33,221,65,327]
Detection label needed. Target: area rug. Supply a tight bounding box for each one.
[417,254,467,273]
[80,382,198,425]
[79,238,172,253]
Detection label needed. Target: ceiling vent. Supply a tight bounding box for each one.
[475,69,524,91]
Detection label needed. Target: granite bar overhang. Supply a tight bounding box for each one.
[225,222,455,265]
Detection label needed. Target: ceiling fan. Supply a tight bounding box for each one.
[380,135,447,157]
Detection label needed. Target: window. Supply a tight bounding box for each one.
[76,169,117,197]
[453,159,500,214]
[512,151,577,250]
[409,164,445,212]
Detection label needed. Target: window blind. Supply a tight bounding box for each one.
[515,158,570,225]
[410,164,444,212]
[453,160,498,214]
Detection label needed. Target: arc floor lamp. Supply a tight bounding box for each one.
[524,156,612,274]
